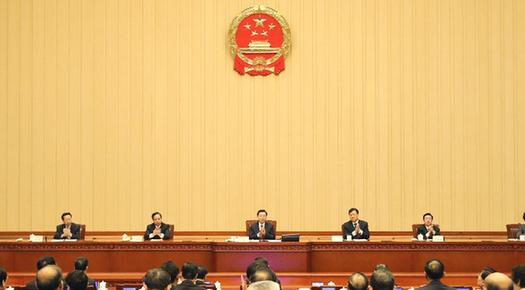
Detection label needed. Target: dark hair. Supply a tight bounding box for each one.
[196,266,208,280]
[61,212,72,221]
[144,268,171,290]
[151,212,162,220]
[423,213,433,220]
[0,267,7,284]
[247,260,271,280]
[348,272,369,290]
[254,257,269,266]
[424,259,445,280]
[370,270,395,290]
[257,209,268,216]
[348,208,359,214]
[480,266,497,280]
[160,261,179,284]
[181,262,198,280]
[74,257,89,271]
[65,270,88,290]
[37,256,56,270]
[512,264,525,288]
[523,212,525,222]
[36,265,63,290]
[374,264,390,272]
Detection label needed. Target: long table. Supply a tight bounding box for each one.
[0,240,524,273]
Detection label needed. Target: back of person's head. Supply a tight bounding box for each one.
[512,264,525,288]
[37,257,56,271]
[196,266,208,280]
[253,257,269,267]
[246,260,270,281]
[250,267,277,284]
[160,261,179,284]
[486,273,513,290]
[144,268,172,290]
[74,257,89,271]
[370,270,395,290]
[181,262,198,280]
[65,270,88,290]
[36,265,63,290]
[347,272,369,290]
[374,264,391,272]
[481,267,497,280]
[247,280,280,290]
[424,259,445,280]
[0,266,7,286]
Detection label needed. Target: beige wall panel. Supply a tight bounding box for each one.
[0,0,523,231]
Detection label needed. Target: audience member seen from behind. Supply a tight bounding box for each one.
[347,272,369,290]
[415,259,455,290]
[161,261,180,286]
[27,257,57,290]
[511,264,525,290]
[65,271,88,290]
[484,273,513,290]
[143,268,172,290]
[172,262,202,290]
[36,265,63,290]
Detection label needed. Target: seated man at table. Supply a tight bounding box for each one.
[53,212,81,240]
[26,256,57,290]
[517,212,525,238]
[143,268,172,290]
[416,213,441,240]
[342,208,370,240]
[248,209,275,240]
[172,262,203,290]
[144,212,172,240]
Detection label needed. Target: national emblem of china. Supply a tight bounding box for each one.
[229,5,291,76]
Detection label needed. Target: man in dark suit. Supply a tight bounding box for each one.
[53,212,81,240]
[342,208,370,240]
[172,262,204,290]
[249,209,276,240]
[143,268,172,290]
[144,212,172,240]
[416,213,441,240]
[26,256,57,290]
[415,260,455,290]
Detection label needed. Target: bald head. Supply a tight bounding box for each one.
[485,273,513,290]
[36,265,63,290]
[348,272,369,290]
